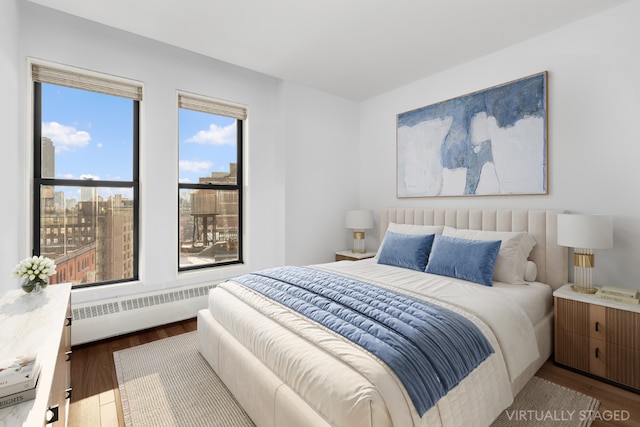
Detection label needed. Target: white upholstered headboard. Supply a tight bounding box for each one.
[380,208,568,290]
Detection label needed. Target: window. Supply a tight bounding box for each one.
[32,63,141,288]
[178,93,245,270]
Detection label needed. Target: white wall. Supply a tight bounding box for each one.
[0,0,21,294]
[6,2,359,306]
[359,1,640,288]
[281,81,360,264]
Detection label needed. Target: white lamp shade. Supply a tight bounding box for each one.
[345,210,373,230]
[557,214,613,249]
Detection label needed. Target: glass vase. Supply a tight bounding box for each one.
[21,277,49,294]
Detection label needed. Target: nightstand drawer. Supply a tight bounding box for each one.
[606,345,640,389]
[605,309,640,349]
[555,298,589,336]
[555,330,589,371]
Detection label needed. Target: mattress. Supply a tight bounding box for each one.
[202,261,551,427]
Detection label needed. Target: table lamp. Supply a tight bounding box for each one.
[557,213,613,293]
[345,210,373,253]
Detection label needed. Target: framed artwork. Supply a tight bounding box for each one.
[397,72,547,198]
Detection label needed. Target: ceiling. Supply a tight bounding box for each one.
[27,0,629,101]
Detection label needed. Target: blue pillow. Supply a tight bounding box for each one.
[377,231,435,271]
[425,235,501,286]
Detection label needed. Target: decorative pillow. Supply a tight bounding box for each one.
[425,235,501,286]
[524,261,538,282]
[377,231,435,271]
[375,223,444,258]
[442,227,536,285]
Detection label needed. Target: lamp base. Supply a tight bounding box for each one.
[352,231,366,253]
[570,284,598,294]
[571,249,598,294]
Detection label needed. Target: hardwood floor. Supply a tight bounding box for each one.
[68,318,197,427]
[68,318,640,427]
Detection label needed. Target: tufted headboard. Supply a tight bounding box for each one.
[380,208,568,290]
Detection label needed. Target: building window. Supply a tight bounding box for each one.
[32,63,141,288]
[178,93,245,270]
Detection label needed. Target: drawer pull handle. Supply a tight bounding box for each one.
[595,348,600,358]
[65,316,72,327]
[66,387,73,400]
[46,405,59,424]
[65,350,72,362]
[595,321,599,332]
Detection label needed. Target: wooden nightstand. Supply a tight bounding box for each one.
[553,284,640,392]
[335,250,376,262]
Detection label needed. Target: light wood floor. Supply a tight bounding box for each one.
[68,318,640,427]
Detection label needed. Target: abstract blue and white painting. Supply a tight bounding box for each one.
[397,72,547,197]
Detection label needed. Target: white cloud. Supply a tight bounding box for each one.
[179,160,213,174]
[80,174,100,180]
[57,173,106,180]
[42,121,91,152]
[186,122,236,145]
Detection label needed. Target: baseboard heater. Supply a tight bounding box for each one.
[71,282,217,346]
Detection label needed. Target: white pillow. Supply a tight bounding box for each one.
[524,261,538,282]
[442,227,536,284]
[375,223,445,258]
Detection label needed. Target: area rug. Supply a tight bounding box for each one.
[115,331,600,427]
[114,331,254,427]
[491,377,600,427]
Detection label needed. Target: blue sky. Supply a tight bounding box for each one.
[42,83,237,188]
[177,108,237,183]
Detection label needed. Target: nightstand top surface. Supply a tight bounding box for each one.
[336,250,376,259]
[554,284,640,313]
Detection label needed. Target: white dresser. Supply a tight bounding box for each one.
[0,284,72,427]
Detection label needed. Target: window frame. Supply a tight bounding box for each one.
[177,93,244,272]
[31,63,141,288]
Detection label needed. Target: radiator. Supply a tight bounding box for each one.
[71,282,217,345]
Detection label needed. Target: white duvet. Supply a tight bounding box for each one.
[207,261,546,427]
[319,260,544,381]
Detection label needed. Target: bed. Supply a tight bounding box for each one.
[197,208,568,427]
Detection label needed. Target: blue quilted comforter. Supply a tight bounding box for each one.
[233,266,494,416]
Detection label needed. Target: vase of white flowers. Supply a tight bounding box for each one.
[13,256,57,294]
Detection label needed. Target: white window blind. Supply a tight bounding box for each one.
[178,94,247,120]
[32,64,142,101]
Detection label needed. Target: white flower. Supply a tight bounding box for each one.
[12,256,57,282]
